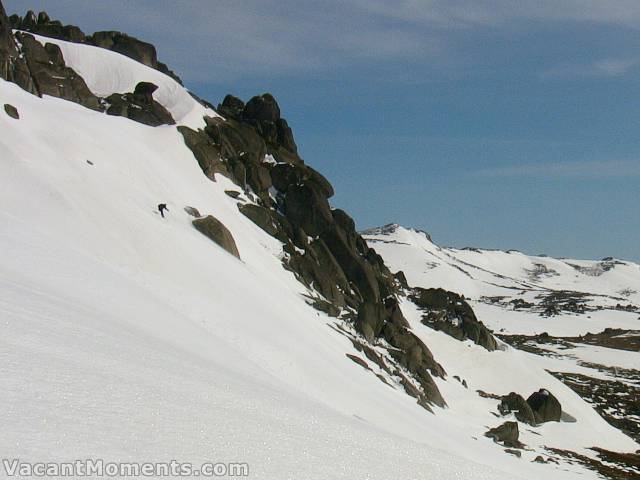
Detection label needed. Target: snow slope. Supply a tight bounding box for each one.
[0,46,637,478]
[364,225,640,336]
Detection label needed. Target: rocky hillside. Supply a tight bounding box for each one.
[1,3,638,478]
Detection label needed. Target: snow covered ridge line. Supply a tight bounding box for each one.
[2,459,250,478]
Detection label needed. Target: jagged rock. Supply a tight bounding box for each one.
[14,10,87,43]
[4,103,18,119]
[485,421,521,448]
[244,93,280,122]
[0,5,38,94]
[192,215,240,259]
[15,32,100,110]
[499,392,537,425]
[412,287,498,351]
[394,270,409,289]
[177,126,226,179]
[106,81,174,126]
[217,94,245,119]
[225,190,242,199]
[527,389,562,423]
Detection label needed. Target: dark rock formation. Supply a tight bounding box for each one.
[15,32,100,110]
[411,287,498,351]
[192,215,240,259]
[485,421,521,448]
[11,9,86,43]
[4,103,18,118]
[106,81,174,126]
[499,392,537,425]
[527,389,562,423]
[0,4,38,94]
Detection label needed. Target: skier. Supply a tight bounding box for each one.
[158,203,169,218]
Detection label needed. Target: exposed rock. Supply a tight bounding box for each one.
[177,126,226,179]
[4,103,18,119]
[527,389,562,423]
[217,94,245,119]
[485,421,521,448]
[225,190,242,199]
[192,215,240,259]
[238,203,282,239]
[411,287,498,351]
[89,31,157,68]
[184,206,201,218]
[244,93,280,122]
[106,81,174,126]
[499,392,537,425]
[10,9,87,43]
[0,5,38,94]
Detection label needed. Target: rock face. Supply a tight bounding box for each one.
[411,288,498,351]
[527,389,562,423]
[499,392,537,425]
[192,216,240,259]
[15,32,100,110]
[106,81,175,126]
[485,421,521,448]
[0,3,38,94]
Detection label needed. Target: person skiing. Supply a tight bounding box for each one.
[158,203,169,218]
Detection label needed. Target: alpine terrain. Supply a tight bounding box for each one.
[1,3,638,479]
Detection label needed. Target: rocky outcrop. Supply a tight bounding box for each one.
[9,9,182,84]
[192,215,240,259]
[0,3,38,94]
[10,9,86,43]
[15,32,100,110]
[182,91,447,409]
[106,81,174,126]
[485,421,521,448]
[498,392,537,425]
[411,287,498,351]
[527,389,562,423]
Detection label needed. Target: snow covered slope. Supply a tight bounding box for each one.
[1,25,638,479]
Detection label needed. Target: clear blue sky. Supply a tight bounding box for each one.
[7,1,639,261]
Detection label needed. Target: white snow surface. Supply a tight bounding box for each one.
[0,65,637,479]
[28,32,219,129]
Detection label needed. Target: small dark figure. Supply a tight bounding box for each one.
[158,203,169,218]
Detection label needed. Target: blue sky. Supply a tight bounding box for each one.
[6,1,639,261]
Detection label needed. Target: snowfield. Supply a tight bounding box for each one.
[0,40,637,479]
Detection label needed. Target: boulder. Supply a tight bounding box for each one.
[192,216,240,259]
[284,183,334,237]
[527,389,562,423]
[498,392,537,425]
[183,206,201,218]
[106,82,175,126]
[412,287,498,351]
[243,93,280,122]
[485,421,521,448]
[4,103,18,119]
